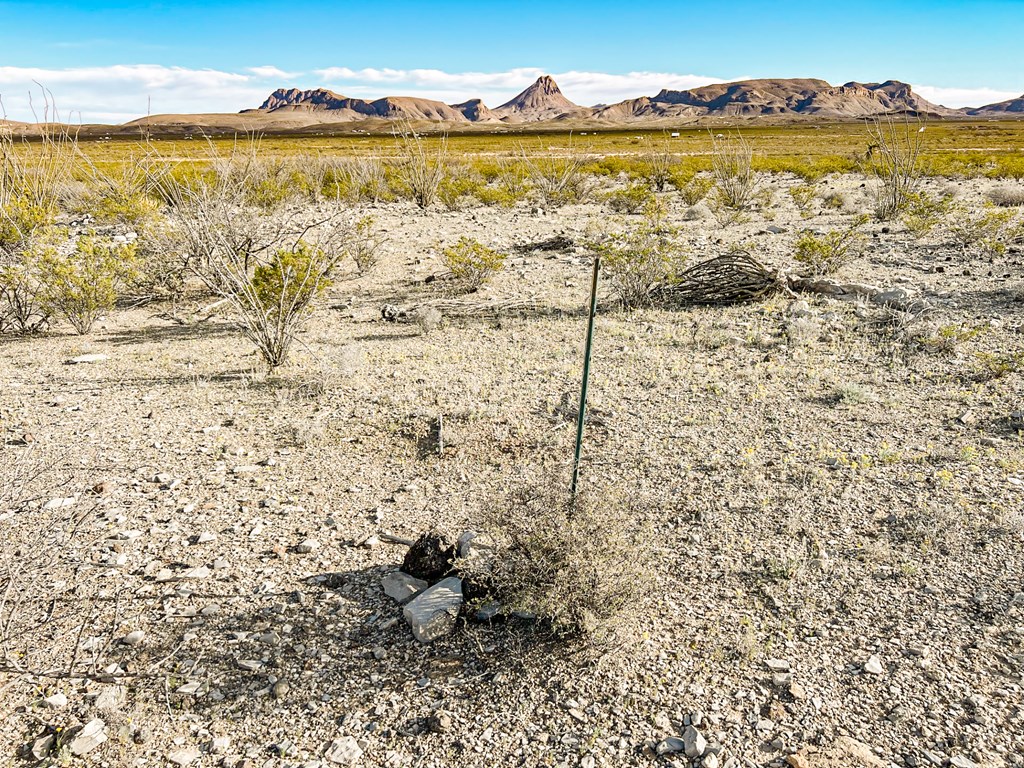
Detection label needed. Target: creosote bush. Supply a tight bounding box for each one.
[605,182,657,214]
[465,476,655,649]
[678,174,715,207]
[589,200,684,309]
[520,145,593,208]
[789,184,817,218]
[37,232,138,334]
[793,215,869,276]
[441,237,506,290]
[947,204,1019,256]
[900,190,954,238]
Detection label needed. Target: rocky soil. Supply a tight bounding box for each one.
[2,173,1023,768]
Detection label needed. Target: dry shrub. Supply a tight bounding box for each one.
[986,185,1024,208]
[395,127,448,209]
[709,132,758,224]
[900,190,955,238]
[948,204,1018,256]
[793,215,869,276]
[470,476,656,650]
[678,174,714,207]
[520,144,593,207]
[868,116,923,221]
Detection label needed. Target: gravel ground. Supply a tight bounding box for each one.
[2,173,1023,768]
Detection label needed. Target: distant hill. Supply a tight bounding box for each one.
[965,94,1024,115]
[241,76,963,127]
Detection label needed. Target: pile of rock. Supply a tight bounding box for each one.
[382,531,496,643]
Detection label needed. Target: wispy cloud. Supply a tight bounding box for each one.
[912,84,1021,109]
[248,65,303,80]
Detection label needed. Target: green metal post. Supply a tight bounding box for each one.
[570,255,601,500]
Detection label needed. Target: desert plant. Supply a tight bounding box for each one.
[520,144,592,208]
[589,201,684,308]
[678,174,715,207]
[395,128,448,209]
[986,185,1024,207]
[868,116,923,220]
[0,248,49,333]
[789,184,817,218]
[639,137,679,192]
[792,215,869,276]
[463,476,656,648]
[36,232,138,334]
[947,204,1017,256]
[900,190,955,238]
[605,182,657,214]
[710,132,758,216]
[437,164,484,211]
[821,191,845,210]
[441,237,506,290]
[346,215,384,273]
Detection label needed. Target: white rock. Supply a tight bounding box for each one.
[381,571,428,604]
[765,658,791,671]
[195,531,217,544]
[69,719,107,756]
[296,538,320,554]
[324,736,363,765]
[863,655,884,675]
[43,496,77,511]
[167,747,200,766]
[43,692,68,708]
[176,682,202,695]
[402,576,463,643]
[210,736,230,755]
[179,566,211,580]
[703,753,720,768]
[232,465,260,475]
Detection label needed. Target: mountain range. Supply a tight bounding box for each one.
[238,75,1024,125]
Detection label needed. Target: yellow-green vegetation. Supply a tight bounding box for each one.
[788,184,817,218]
[678,174,715,207]
[589,200,684,308]
[948,204,1020,256]
[441,236,506,289]
[251,240,332,317]
[346,215,383,274]
[793,214,870,276]
[917,322,987,355]
[900,190,956,238]
[605,182,657,214]
[35,232,138,334]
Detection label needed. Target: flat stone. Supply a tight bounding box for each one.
[296,539,320,554]
[765,658,791,671]
[210,736,230,755]
[950,758,978,768]
[179,566,211,580]
[31,733,55,760]
[381,571,428,604]
[656,737,685,755]
[69,719,107,756]
[232,465,260,475]
[43,497,77,511]
[67,353,108,364]
[402,576,463,643]
[168,747,200,766]
[324,736,363,765]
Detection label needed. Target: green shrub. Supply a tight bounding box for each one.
[793,215,869,276]
[346,216,384,274]
[900,190,955,238]
[820,191,845,210]
[590,201,684,309]
[441,237,506,289]
[605,182,657,214]
[437,169,484,211]
[678,175,714,207]
[0,195,56,249]
[37,233,137,334]
[0,247,49,333]
[789,184,817,218]
[947,204,1017,256]
[251,241,331,316]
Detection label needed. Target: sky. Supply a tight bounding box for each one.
[0,0,1022,122]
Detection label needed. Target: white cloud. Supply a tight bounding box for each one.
[0,64,1016,122]
[248,65,303,80]
[314,67,736,106]
[0,64,266,122]
[912,84,1021,109]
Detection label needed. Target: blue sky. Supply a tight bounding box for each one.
[1,0,1022,121]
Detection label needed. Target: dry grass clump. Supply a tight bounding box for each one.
[470,476,656,650]
[520,145,593,208]
[395,128,448,209]
[986,185,1024,208]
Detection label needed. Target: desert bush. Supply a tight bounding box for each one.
[521,146,593,207]
[789,184,817,218]
[793,215,869,276]
[36,232,138,334]
[1,123,76,248]
[0,248,49,333]
[605,182,657,214]
[710,132,758,213]
[821,191,845,210]
[464,476,655,648]
[947,204,1017,256]
[900,190,955,238]
[589,201,684,309]
[678,174,715,207]
[395,128,448,209]
[868,116,923,220]
[346,215,384,273]
[639,138,678,192]
[437,164,484,211]
[79,157,161,228]
[986,186,1024,207]
[322,156,392,204]
[441,237,506,290]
